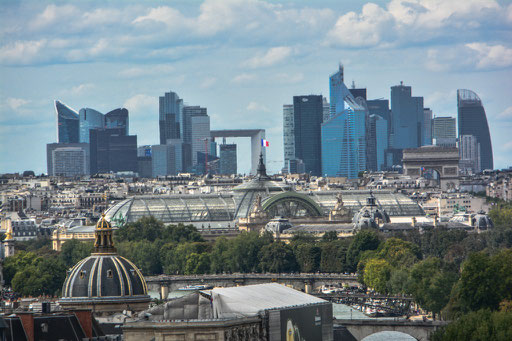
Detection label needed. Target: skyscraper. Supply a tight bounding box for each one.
[459,135,481,174]
[293,95,323,176]
[283,104,294,169]
[457,89,493,170]
[390,82,424,149]
[366,114,388,171]
[190,115,210,167]
[79,108,104,143]
[432,116,456,147]
[105,108,129,135]
[55,100,79,143]
[367,99,391,139]
[322,65,367,178]
[423,108,433,146]
[89,128,137,174]
[159,91,183,144]
[47,143,89,177]
[182,105,208,171]
[219,143,237,175]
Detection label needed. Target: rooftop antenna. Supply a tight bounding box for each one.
[351,80,356,89]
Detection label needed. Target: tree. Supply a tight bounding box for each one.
[2,251,39,286]
[60,239,93,268]
[363,258,391,294]
[322,231,338,242]
[160,242,211,274]
[259,241,298,273]
[387,268,410,295]
[346,230,380,272]
[11,255,67,296]
[408,257,458,318]
[225,231,273,273]
[320,240,348,273]
[432,309,512,341]
[377,237,421,268]
[294,244,321,273]
[115,216,166,242]
[185,253,211,274]
[210,237,232,273]
[117,240,164,275]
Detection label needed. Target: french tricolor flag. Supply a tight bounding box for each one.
[261,139,270,147]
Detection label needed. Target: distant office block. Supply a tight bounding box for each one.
[460,135,481,174]
[167,139,183,174]
[423,108,433,146]
[105,108,129,135]
[390,82,424,149]
[432,116,456,139]
[293,95,323,176]
[137,145,152,157]
[55,100,79,143]
[458,89,493,170]
[219,144,237,175]
[152,144,176,177]
[288,159,305,174]
[349,86,367,101]
[322,97,330,123]
[367,99,391,140]
[90,128,136,174]
[137,156,152,178]
[191,115,210,166]
[47,143,89,177]
[159,91,183,144]
[79,108,104,143]
[283,104,295,170]
[367,115,388,171]
[329,64,345,116]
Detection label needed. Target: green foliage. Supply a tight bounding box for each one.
[115,216,203,243]
[117,240,164,275]
[386,268,410,295]
[161,242,211,275]
[489,202,512,228]
[259,241,298,273]
[456,249,512,313]
[377,237,421,268]
[60,239,93,268]
[319,240,348,273]
[432,309,512,341]
[346,230,380,272]
[322,231,338,242]
[185,253,211,274]
[408,257,458,317]
[363,258,391,293]
[294,244,321,273]
[209,237,231,273]
[224,231,273,273]
[7,251,67,296]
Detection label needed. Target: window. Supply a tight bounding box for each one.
[107,269,113,278]
[79,270,86,279]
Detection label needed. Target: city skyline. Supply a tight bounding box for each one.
[1,0,512,174]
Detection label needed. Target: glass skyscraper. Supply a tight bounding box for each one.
[159,91,183,144]
[423,108,433,146]
[105,108,129,135]
[47,143,89,176]
[322,65,367,178]
[219,143,237,175]
[55,100,79,143]
[79,108,104,143]
[366,114,388,171]
[293,95,323,176]
[457,89,493,170]
[390,82,424,149]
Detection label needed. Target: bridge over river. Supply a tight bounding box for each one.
[334,319,448,341]
[145,273,359,298]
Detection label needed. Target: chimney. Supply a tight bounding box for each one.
[17,312,35,341]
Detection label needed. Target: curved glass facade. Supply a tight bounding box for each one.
[79,108,105,143]
[457,89,493,170]
[55,100,79,143]
[105,108,129,135]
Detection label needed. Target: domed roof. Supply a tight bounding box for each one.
[233,152,290,192]
[60,214,149,305]
[352,191,390,229]
[61,254,148,300]
[265,217,293,233]
[472,210,494,230]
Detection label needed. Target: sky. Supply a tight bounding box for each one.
[0,0,511,175]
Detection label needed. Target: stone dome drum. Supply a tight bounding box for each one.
[60,214,150,313]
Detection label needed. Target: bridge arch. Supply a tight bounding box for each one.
[262,191,323,218]
[362,331,417,340]
[337,319,446,341]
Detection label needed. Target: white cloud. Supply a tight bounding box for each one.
[503,141,512,151]
[0,40,47,65]
[123,94,155,114]
[119,64,175,78]
[246,101,269,112]
[70,83,94,95]
[6,98,30,110]
[244,46,292,68]
[466,43,512,70]
[498,106,512,120]
[274,72,304,84]
[327,0,506,48]
[425,43,512,72]
[200,77,217,89]
[30,4,79,30]
[231,73,257,83]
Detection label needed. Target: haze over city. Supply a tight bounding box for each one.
[1,0,511,174]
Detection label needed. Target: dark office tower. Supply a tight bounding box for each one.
[159,91,183,144]
[182,105,208,170]
[458,89,493,170]
[366,115,388,172]
[105,108,129,135]
[79,108,104,143]
[89,128,136,174]
[55,100,79,143]
[367,99,391,134]
[293,95,323,176]
[390,82,424,149]
[219,144,237,175]
[349,84,367,101]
